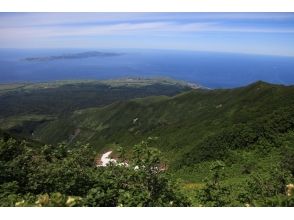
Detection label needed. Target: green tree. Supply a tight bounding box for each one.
[197,161,232,206]
[84,138,190,207]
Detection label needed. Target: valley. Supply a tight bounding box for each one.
[1,78,294,206]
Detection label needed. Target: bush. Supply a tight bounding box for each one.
[197,161,233,206]
[244,165,293,206]
[84,139,191,207]
[0,136,190,207]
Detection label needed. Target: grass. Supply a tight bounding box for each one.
[0,114,56,130]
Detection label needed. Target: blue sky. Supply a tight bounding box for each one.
[1,13,294,56]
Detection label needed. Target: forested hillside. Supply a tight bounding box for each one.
[0,78,193,136]
[1,80,294,206]
[34,81,294,160]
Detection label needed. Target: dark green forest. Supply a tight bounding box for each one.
[0,79,294,206]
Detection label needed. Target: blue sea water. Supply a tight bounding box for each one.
[0,48,293,88]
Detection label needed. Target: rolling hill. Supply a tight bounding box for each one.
[1,79,294,206]
[0,78,196,135]
[32,81,294,165]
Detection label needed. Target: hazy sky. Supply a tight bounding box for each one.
[1,13,294,56]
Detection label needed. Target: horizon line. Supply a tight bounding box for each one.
[1,47,294,58]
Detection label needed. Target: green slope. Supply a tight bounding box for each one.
[0,78,194,118]
[1,80,294,206]
[33,81,294,165]
[0,78,194,137]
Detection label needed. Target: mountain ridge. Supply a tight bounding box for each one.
[31,81,294,166]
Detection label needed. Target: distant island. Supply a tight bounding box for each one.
[23,51,123,61]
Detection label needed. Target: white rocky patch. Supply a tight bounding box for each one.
[97,151,166,172]
[97,151,129,167]
[97,151,116,167]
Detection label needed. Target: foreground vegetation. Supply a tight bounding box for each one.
[0,135,190,207]
[1,132,293,207]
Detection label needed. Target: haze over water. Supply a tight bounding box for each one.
[0,48,293,88]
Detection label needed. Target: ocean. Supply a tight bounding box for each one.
[0,48,294,88]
